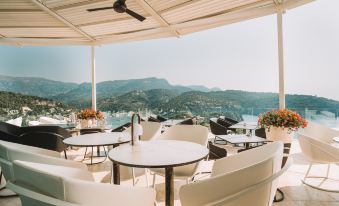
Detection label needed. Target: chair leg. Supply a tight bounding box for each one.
[132,168,136,186]
[302,163,339,192]
[152,173,156,188]
[0,173,18,198]
[145,169,150,188]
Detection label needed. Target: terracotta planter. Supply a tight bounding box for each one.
[80,119,97,128]
[265,127,294,143]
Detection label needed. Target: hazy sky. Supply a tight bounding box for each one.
[0,0,338,100]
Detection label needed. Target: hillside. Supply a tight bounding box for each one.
[96,90,339,121]
[0,91,72,123]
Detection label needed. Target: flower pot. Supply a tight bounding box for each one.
[265,127,294,143]
[80,119,88,128]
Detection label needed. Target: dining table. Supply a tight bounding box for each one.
[108,140,209,206]
[63,132,130,164]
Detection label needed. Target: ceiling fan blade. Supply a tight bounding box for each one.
[87,7,113,12]
[125,9,146,22]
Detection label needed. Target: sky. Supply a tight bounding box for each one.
[0,0,338,100]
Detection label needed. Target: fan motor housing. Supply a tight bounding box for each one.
[113,1,126,13]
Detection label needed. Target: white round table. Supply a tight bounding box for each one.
[333,136,339,143]
[108,140,209,206]
[63,132,130,164]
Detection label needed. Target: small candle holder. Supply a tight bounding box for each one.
[131,113,142,146]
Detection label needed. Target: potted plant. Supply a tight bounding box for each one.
[258,109,308,143]
[77,109,105,128]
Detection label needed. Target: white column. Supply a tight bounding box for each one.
[91,46,97,111]
[277,10,285,109]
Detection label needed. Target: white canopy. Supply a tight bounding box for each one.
[0,0,314,46]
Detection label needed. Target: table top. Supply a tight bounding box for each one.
[108,140,209,168]
[63,132,130,147]
[216,134,269,144]
[229,121,258,130]
[162,119,184,126]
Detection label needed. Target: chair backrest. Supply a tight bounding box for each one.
[155,125,209,178]
[298,134,339,163]
[9,160,156,206]
[6,117,23,127]
[0,140,86,182]
[140,121,162,141]
[179,117,198,125]
[12,160,93,206]
[0,121,22,135]
[208,141,227,160]
[148,116,160,122]
[303,122,339,143]
[224,117,239,125]
[80,128,103,135]
[209,119,228,135]
[156,125,208,146]
[111,122,131,132]
[19,126,70,152]
[180,142,284,206]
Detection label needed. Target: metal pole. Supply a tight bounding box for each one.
[91,46,97,111]
[277,10,285,109]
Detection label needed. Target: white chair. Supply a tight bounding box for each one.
[140,121,162,141]
[119,121,162,186]
[39,116,69,125]
[150,125,209,186]
[298,123,339,192]
[124,121,162,140]
[0,140,86,198]
[6,117,23,127]
[179,142,289,206]
[0,140,86,185]
[7,160,156,206]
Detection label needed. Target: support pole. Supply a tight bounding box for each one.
[91,46,97,111]
[277,10,285,109]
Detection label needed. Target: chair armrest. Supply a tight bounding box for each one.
[11,151,87,171]
[64,178,156,206]
[7,181,80,206]
[0,140,61,158]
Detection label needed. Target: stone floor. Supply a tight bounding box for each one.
[1,139,338,206]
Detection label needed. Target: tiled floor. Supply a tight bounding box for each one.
[1,139,338,206]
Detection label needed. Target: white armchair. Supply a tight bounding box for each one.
[298,123,339,192]
[179,142,289,206]
[0,140,87,185]
[8,160,156,206]
[150,125,209,186]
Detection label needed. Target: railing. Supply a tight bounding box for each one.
[2,107,339,130]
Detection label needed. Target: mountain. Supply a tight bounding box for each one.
[0,75,221,105]
[53,77,194,104]
[0,75,77,97]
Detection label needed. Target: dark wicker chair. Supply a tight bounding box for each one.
[148,116,161,122]
[20,126,71,158]
[156,115,167,122]
[224,117,239,125]
[208,141,227,160]
[179,117,197,125]
[0,122,22,143]
[111,122,131,132]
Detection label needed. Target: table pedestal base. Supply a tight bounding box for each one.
[165,167,174,206]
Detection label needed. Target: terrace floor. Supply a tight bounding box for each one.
[1,138,339,206]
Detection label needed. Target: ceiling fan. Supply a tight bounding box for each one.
[87,0,146,22]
